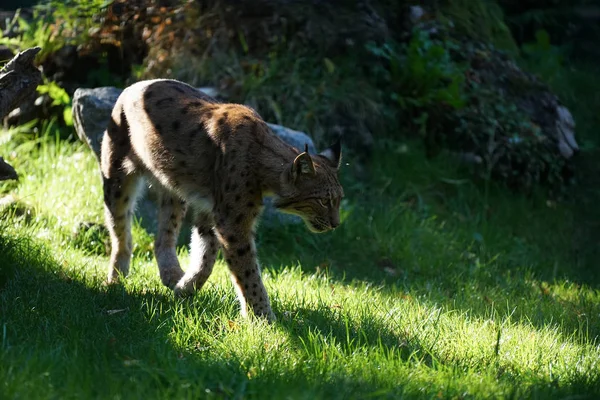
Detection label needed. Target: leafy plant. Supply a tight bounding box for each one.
[367,29,467,137]
[0,12,61,64]
[0,1,107,64]
[520,29,565,82]
[36,79,73,127]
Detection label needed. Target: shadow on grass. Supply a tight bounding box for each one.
[1,228,598,398]
[274,304,599,398]
[0,230,421,399]
[569,149,600,281]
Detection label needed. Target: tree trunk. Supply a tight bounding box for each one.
[0,46,42,181]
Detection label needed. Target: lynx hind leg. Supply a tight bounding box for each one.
[174,212,219,297]
[103,172,144,284]
[154,188,188,289]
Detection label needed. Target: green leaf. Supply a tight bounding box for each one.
[535,29,550,50]
[323,58,335,74]
[63,106,73,127]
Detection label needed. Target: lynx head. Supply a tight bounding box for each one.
[275,140,344,233]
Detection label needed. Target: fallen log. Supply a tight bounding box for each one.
[0,46,42,181]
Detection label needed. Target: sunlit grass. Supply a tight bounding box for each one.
[1,131,599,399]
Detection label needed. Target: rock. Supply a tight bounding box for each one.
[72,87,122,161]
[408,6,425,24]
[72,85,314,226]
[266,123,316,155]
[0,47,43,121]
[0,157,17,181]
[555,105,578,159]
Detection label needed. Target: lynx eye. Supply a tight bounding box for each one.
[317,199,328,208]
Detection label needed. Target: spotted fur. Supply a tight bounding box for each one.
[100,79,343,321]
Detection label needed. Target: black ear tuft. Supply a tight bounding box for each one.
[330,138,341,158]
[319,138,342,169]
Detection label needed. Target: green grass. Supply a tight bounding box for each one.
[0,127,598,399]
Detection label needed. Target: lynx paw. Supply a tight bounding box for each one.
[250,306,276,323]
[159,267,185,290]
[106,269,127,286]
[103,278,120,287]
[173,277,198,298]
[263,310,277,323]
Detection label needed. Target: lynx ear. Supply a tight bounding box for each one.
[319,138,342,170]
[291,144,315,181]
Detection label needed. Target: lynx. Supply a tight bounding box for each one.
[100,79,344,321]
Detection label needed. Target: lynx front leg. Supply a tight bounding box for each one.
[154,189,188,289]
[174,212,219,297]
[103,173,143,284]
[215,211,275,322]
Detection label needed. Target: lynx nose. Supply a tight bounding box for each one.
[330,220,340,229]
